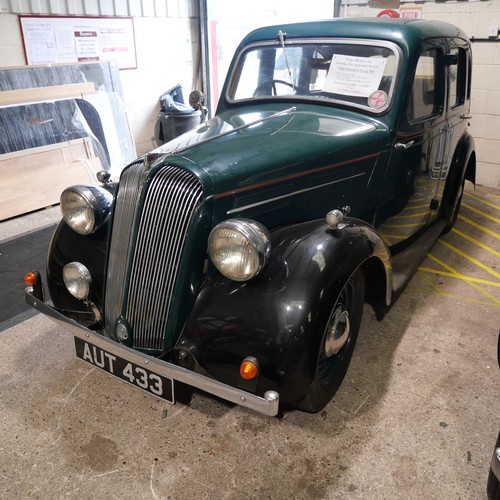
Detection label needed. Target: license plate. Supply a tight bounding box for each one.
[74,337,174,403]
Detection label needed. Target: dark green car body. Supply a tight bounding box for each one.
[27,18,475,415]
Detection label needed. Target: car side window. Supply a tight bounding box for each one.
[448,47,467,109]
[408,49,442,122]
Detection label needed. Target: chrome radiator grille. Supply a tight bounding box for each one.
[104,162,203,350]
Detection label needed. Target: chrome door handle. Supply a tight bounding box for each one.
[460,114,472,119]
[394,140,414,150]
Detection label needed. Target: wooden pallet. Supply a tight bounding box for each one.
[0,137,102,221]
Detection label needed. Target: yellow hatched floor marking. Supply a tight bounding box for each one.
[406,203,429,210]
[437,239,500,280]
[416,270,445,294]
[425,252,500,306]
[381,222,426,229]
[410,283,500,307]
[391,211,429,220]
[476,186,500,199]
[418,267,500,288]
[457,215,500,240]
[381,234,405,240]
[383,233,500,305]
[451,228,500,258]
[462,203,500,224]
[415,265,499,307]
[464,191,500,211]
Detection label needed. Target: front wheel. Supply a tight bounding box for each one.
[298,269,365,413]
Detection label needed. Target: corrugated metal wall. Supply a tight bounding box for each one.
[0,0,198,17]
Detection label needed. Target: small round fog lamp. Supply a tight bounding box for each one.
[63,262,92,300]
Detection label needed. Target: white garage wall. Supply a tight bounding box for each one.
[342,0,500,189]
[120,15,199,154]
[206,0,335,111]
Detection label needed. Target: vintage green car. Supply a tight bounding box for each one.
[26,17,475,416]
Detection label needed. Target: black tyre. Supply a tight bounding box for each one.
[488,431,500,500]
[442,179,465,234]
[488,467,500,500]
[298,269,365,413]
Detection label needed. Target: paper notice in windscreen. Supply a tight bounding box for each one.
[324,55,387,97]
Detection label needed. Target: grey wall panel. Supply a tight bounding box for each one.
[0,0,198,16]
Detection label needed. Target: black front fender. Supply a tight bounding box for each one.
[47,219,109,326]
[178,218,391,405]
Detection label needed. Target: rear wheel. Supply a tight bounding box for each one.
[298,269,365,413]
[442,179,465,234]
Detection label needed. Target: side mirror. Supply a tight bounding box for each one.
[189,90,209,123]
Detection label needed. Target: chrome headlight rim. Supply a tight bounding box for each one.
[63,262,92,300]
[60,185,113,235]
[208,218,271,282]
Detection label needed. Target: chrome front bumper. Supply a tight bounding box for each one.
[25,289,280,417]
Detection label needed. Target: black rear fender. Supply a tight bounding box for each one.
[441,131,475,224]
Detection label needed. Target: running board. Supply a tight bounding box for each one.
[391,219,446,296]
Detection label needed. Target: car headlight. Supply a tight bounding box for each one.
[63,262,92,300]
[60,185,113,235]
[208,219,271,281]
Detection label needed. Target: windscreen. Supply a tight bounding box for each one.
[228,40,400,113]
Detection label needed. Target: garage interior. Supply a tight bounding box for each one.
[0,1,499,499]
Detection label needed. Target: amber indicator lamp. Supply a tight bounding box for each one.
[240,357,259,380]
[24,270,44,301]
[24,271,38,286]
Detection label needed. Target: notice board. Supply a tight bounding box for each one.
[19,15,137,70]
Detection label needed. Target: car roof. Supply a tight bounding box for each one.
[240,17,469,51]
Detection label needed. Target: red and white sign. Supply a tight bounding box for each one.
[400,8,422,19]
[377,9,399,18]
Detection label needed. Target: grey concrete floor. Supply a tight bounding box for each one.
[1,183,499,499]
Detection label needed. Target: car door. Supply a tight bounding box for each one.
[375,40,447,247]
[432,38,472,215]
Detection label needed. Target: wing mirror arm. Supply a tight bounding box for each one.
[189,90,209,124]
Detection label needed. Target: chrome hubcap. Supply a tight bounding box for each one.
[324,305,350,358]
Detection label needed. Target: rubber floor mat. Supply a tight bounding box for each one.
[0,225,55,323]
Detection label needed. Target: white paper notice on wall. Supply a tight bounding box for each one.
[324,54,387,97]
[20,16,137,70]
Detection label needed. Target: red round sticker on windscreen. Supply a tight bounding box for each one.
[368,90,388,109]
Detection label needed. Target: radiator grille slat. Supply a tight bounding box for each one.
[104,163,203,351]
[104,162,145,334]
[127,166,203,349]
